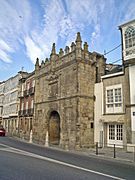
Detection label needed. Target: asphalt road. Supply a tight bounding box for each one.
[0,137,135,180]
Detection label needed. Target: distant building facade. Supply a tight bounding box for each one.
[33,32,106,150]
[0,82,5,125]
[18,71,35,139]
[2,72,28,135]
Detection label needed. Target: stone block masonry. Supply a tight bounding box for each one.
[33,32,106,150]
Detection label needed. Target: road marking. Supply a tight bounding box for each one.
[0,143,10,148]
[0,144,125,180]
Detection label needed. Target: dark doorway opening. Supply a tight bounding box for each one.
[49,111,60,145]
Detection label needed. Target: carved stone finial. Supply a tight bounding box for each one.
[75,32,82,50]
[84,42,88,52]
[65,46,70,54]
[35,57,40,70]
[35,58,39,66]
[71,42,76,51]
[51,43,56,55]
[75,32,82,58]
[41,60,44,67]
[75,32,82,43]
[59,48,64,56]
[45,58,49,62]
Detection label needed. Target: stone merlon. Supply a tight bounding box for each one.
[35,58,40,69]
[75,32,82,43]
[51,43,56,55]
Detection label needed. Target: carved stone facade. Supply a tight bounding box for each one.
[33,32,106,150]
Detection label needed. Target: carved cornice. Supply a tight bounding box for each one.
[35,95,94,104]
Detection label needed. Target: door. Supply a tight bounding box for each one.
[49,111,60,145]
[107,124,123,147]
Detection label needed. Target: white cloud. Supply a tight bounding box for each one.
[0,49,12,63]
[0,0,32,63]
[0,39,14,53]
[59,16,74,38]
[91,24,100,46]
[0,39,14,63]
[0,0,107,64]
[63,0,106,46]
[0,0,135,66]
[24,36,45,64]
[40,0,65,45]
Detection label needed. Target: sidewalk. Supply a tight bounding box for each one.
[10,136,135,164]
[81,147,135,163]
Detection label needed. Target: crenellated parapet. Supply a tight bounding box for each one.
[35,32,106,79]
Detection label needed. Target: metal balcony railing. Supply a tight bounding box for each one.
[18,108,34,116]
[23,87,35,97]
[29,87,35,95]
[18,91,24,98]
[23,90,29,97]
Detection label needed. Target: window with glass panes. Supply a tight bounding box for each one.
[109,124,123,141]
[125,26,135,49]
[106,85,122,113]
[116,124,123,140]
[107,88,122,106]
[109,124,115,140]
[107,89,113,108]
[115,88,122,107]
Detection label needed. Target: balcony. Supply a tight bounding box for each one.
[28,108,34,115]
[23,87,35,97]
[29,87,35,95]
[18,110,23,116]
[18,91,24,98]
[24,90,29,97]
[19,109,34,116]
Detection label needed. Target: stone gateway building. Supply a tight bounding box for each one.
[33,32,106,150]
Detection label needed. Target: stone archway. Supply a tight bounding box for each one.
[49,111,60,145]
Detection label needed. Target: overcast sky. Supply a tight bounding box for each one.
[0,0,135,81]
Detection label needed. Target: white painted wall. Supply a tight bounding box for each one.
[94,82,103,145]
[129,65,135,131]
[129,65,135,104]
[131,107,135,131]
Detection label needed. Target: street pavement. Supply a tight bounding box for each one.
[77,146,135,163]
[0,149,119,180]
[1,136,135,180]
[3,135,135,163]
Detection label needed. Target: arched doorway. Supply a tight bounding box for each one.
[49,111,60,145]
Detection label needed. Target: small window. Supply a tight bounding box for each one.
[91,122,94,129]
